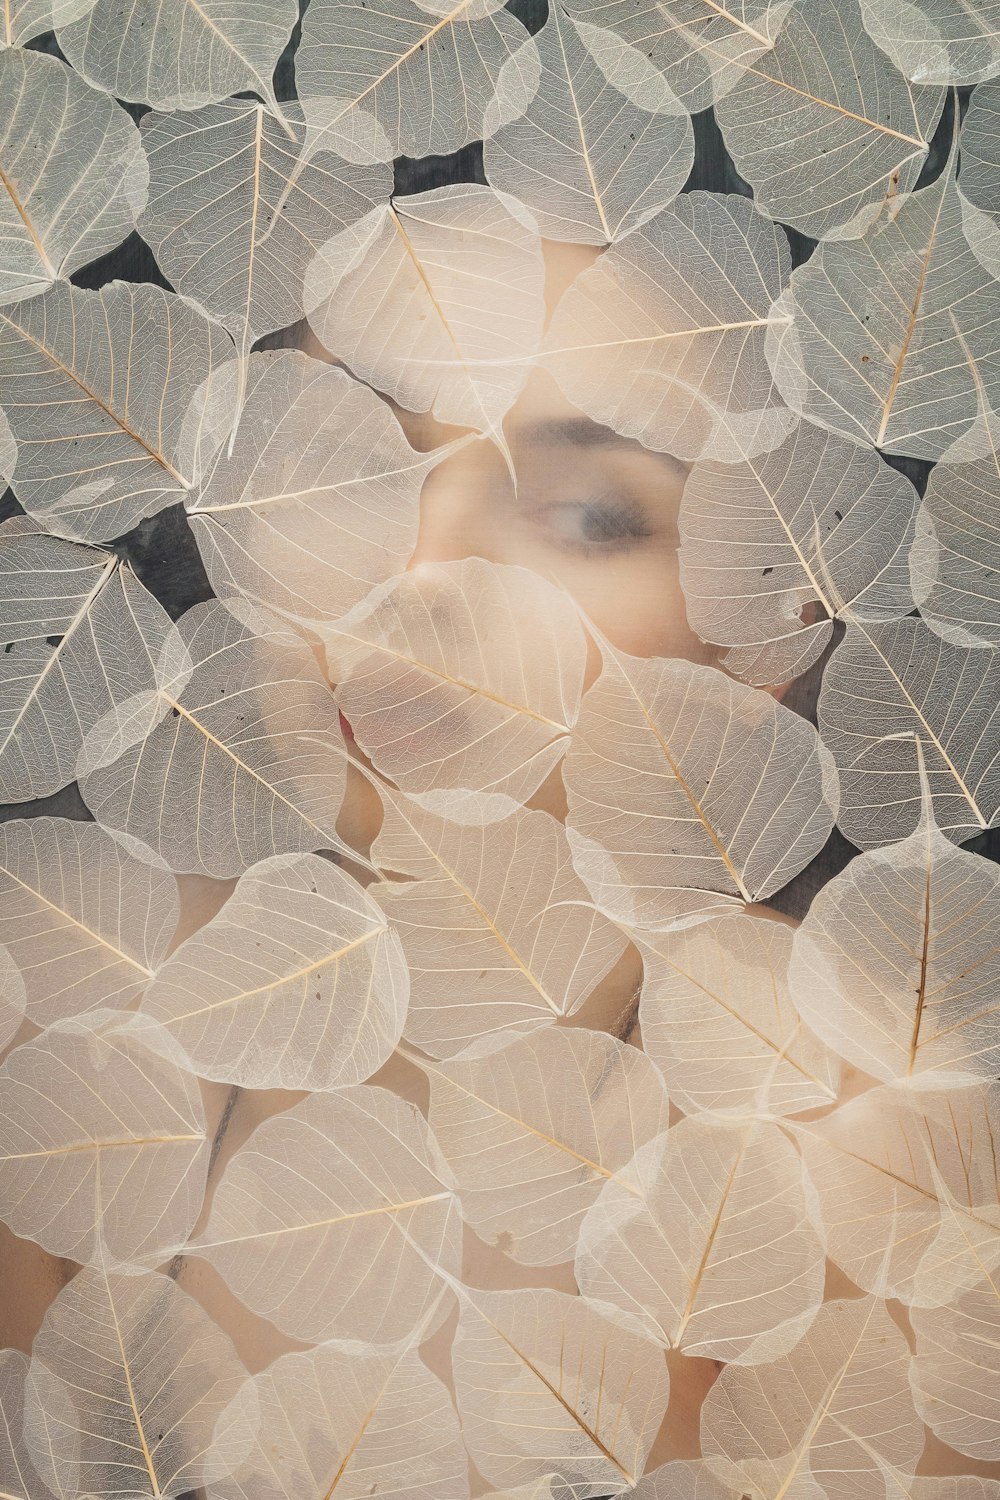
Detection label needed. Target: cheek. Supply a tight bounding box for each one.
[561,550,715,665]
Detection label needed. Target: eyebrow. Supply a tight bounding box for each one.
[513,418,690,476]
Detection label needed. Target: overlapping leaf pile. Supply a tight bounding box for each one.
[1,1,1000,1496]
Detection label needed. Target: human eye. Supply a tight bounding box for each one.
[534,493,656,557]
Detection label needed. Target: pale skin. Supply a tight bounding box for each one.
[0,246,988,1485]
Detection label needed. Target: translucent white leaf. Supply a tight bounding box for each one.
[0,402,12,483]
[0,0,94,47]
[0,281,238,543]
[911,1278,1000,1460]
[142,851,408,1090]
[296,0,530,161]
[80,601,351,878]
[194,1086,461,1346]
[0,1008,207,1265]
[305,185,545,448]
[0,942,24,1053]
[789,804,1000,1086]
[0,817,178,1027]
[679,421,919,685]
[818,616,1000,846]
[640,913,840,1117]
[860,0,1000,83]
[714,0,944,240]
[543,192,796,464]
[562,0,792,114]
[700,1295,923,1500]
[562,637,838,931]
[22,1265,252,1500]
[451,1283,669,1495]
[138,101,390,363]
[0,1350,55,1500]
[767,168,1000,463]
[910,446,1000,647]
[419,1026,670,1265]
[209,1341,468,1500]
[322,558,588,803]
[627,1463,747,1500]
[960,82,1000,233]
[56,0,297,114]
[371,793,626,1056]
[794,1082,1000,1306]
[576,1116,825,1363]
[0,523,190,804]
[187,352,439,624]
[0,49,147,309]
[482,11,693,245]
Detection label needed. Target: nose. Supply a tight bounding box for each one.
[406,436,509,572]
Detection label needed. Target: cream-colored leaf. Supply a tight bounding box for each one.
[680,420,920,686]
[910,445,1000,647]
[767,168,1000,463]
[0,1350,55,1500]
[138,101,390,363]
[0,49,147,308]
[576,1116,825,1362]
[322,558,588,803]
[563,0,791,113]
[296,0,529,161]
[543,192,796,463]
[793,1081,1000,1306]
[451,1283,669,1494]
[22,1265,251,1500]
[187,353,439,625]
[789,803,1000,1086]
[0,522,190,804]
[860,0,1000,83]
[209,1341,468,1500]
[0,0,93,45]
[142,851,407,1090]
[80,601,352,878]
[701,1295,924,1500]
[0,943,24,1054]
[817,616,1000,847]
[640,913,840,1117]
[56,0,297,114]
[304,185,544,447]
[418,1026,669,1265]
[371,794,625,1056]
[0,817,177,1027]
[911,1276,1000,1460]
[714,0,943,240]
[563,638,838,931]
[482,10,693,245]
[0,1008,207,1265]
[0,281,238,543]
[960,82,1000,240]
[627,1463,747,1499]
[194,1086,461,1346]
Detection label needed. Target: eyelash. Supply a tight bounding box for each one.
[537,497,656,557]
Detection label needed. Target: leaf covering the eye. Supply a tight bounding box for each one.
[0,49,147,309]
[482,9,693,245]
[194,1087,461,1346]
[0,1008,208,1265]
[700,1294,924,1500]
[860,0,1000,83]
[142,851,408,1090]
[56,0,297,113]
[323,558,588,803]
[80,601,351,877]
[0,522,190,804]
[450,1283,670,1494]
[22,1265,251,1500]
[576,1116,825,1363]
[543,191,796,463]
[0,818,178,1027]
[211,1341,469,1500]
[0,281,238,543]
[767,168,1000,463]
[789,800,1000,1086]
[138,101,391,364]
[818,616,1000,847]
[419,1026,670,1266]
[679,420,919,686]
[371,794,626,1056]
[296,0,530,161]
[305,185,545,450]
[187,352,438,625]
[639,913,840,1117]
[563,638,838,930]
[714,0,943,240]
